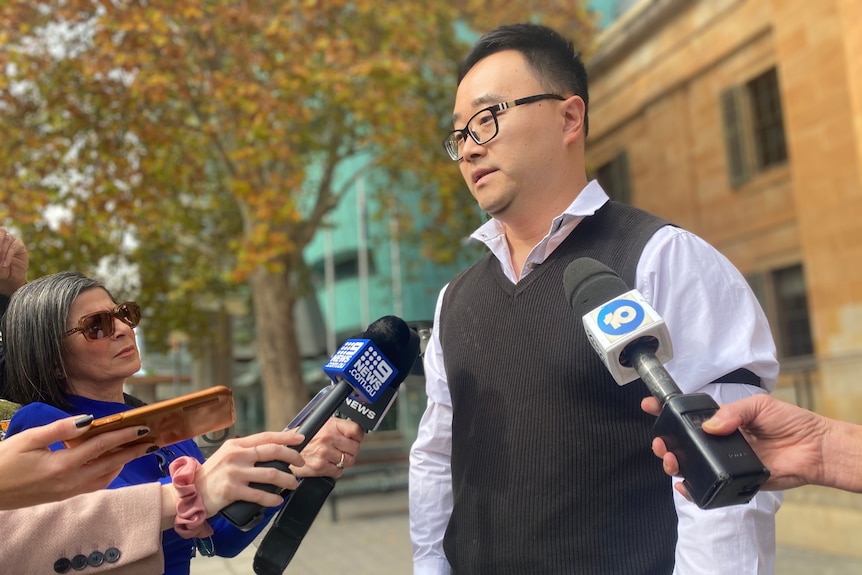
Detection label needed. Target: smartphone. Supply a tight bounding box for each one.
[64,386,236,449]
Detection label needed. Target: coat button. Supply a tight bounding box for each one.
[71,554,88,570]
[88,551,105,567]
[105,547,121,563]
[53,558,72,573]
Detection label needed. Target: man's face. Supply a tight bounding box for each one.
[452,50,565,219]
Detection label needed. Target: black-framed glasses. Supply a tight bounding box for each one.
[442,93,565,161]
[64,302,142,341]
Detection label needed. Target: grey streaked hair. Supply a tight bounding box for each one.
[3,271,111,409]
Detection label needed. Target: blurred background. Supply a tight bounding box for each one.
[2,0,861,564]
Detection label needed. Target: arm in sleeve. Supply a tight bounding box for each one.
[0,483,165,575]
[409,286,454,575]
[207,504,280,557]
[7,404,278,558]
[638,227,782,575]
[5,402,70,448]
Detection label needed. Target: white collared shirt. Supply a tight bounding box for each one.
[409,180,781,575]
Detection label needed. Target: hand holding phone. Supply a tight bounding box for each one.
[63,386,236,449]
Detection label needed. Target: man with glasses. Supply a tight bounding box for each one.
[409,23,781,575]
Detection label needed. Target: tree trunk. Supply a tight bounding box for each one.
[191,308,235,453]
[250,266,309,430]
[193,308,233,393]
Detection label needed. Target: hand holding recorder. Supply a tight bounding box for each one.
[643,394,862,494]
[192,429,306,516]
[564,258,770,509]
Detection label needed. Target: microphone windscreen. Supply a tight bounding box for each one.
[563,258,630,317]
[362,315,420,390]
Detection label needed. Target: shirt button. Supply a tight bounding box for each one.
[105,547,121,563]
[53,558,72,573]
[71,554,88,570]
[88,551,105,567]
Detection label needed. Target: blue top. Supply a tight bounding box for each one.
[6,395,280,575]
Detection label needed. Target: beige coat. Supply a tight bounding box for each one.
[0,482,164,574]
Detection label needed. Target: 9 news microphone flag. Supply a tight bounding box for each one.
[251,316,420,575]
[220,315,418,532]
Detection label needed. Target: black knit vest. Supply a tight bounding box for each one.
[440,202,678,575]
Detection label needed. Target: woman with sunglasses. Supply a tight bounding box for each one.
[0,271,362,575]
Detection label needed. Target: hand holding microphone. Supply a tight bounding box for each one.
[563,258,770,510]
[291,418,364,478]
[251,316,420,575]
[220,315,419,531]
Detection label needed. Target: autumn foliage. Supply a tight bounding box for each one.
[0,1,594,428]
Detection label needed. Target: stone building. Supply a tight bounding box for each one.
[585,0,862,557]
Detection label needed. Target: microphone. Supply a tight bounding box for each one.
[337,386,399,432]
[564,258,676,401]
[326,316,420,433]
[220,315,419,531]
[563,258,770,510]
[336,320,426,432]
[251,318,420,575]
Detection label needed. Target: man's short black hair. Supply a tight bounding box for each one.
[458,23,589,137]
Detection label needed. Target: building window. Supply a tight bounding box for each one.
[772,265,813,358]
[310,249,376,281]
[720,67,788,187]
[748,69,788,169]
[596,150,631,203]
[747,264,813,359]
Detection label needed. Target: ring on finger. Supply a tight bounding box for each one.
[336,452,345,469]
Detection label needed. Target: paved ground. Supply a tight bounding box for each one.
[192,490,411,575]
[190,491,862,575]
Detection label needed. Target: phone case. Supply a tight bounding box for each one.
[64,386,236,449]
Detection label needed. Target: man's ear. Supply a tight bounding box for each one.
[562,95,587,145]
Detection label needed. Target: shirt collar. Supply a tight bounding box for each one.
[470,180,609,244]
[468,181,610,282]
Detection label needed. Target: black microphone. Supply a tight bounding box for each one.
[220,315,418,531]
[337,386,398,432]
[563,257,770,510]
[251,318,420,575]
[335,320,426,432]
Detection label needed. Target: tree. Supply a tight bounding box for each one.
[0,1,595,429]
